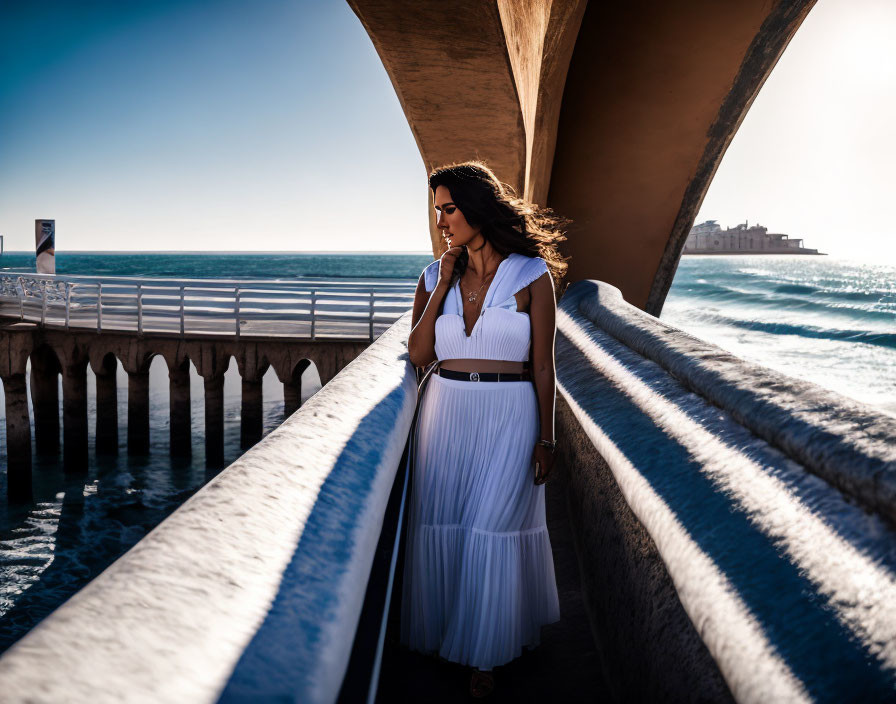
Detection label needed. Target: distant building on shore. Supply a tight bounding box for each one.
[684,220,824,254]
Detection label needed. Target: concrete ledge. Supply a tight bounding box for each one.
[577,280,896,526]
[0,314,417,703]
[555,280,896,703]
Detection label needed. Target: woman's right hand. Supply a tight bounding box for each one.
[437,246,464,287]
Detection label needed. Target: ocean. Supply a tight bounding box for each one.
[661,255,895,417]
[0,251,434,280]
[0,250,892,652]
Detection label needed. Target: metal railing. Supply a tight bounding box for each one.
[0,272,417,341]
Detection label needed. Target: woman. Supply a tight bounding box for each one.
[403,161,569,697]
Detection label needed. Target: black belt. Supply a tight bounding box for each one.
[437,368,530,382]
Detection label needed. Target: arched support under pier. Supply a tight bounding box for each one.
[0,326,370,492]
[203,375,225,468]
[168,360,191,458]
[240,377,263,450]
[0,330,33,501]
[2,373,33,502]
[30,347,61,455]
[191,346,230,469]
[127,371,150,456]
[283,380,300,419]
[94,354,118,455]
[61,362,89,473]
[283,359,311,419]
[234,346,269,450]
[315,356,340,389]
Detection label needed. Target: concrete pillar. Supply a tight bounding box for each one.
[62,365,88,474]
[204,375,225,468]
[127,371,150,455]
[31,365,60,455]
[283,359,308,419]
[283,378,301,419]
[169,366,191,458]
[3,374,32,502]
[240,378,263,450]
[95,370,118,455]
[317,358,338,389]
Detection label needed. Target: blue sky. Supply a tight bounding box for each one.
[0,0,426,252]
[0,0,893,260]
[696,0,896,263]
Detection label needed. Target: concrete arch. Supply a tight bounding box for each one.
[348,0,528,253]
[283,358,314,419]
[86,337,174,376]
[233,343,271,383]
[29,343,62,457]
[168,356,193,459]
[29,342,62,374]
[0,331,34,378]
[348,0,588,248]
[0,326,372,484]
[184,341,231,381]
[159,341,192,375]
[0,332,38,499]
[88,347,118,376]
[349,0,816,313]
[549,0,815,313]
[93,351,120,455]
[233,350,269,451]
[48,339,91,472]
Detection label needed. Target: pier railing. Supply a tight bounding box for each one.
[0,272,417,341]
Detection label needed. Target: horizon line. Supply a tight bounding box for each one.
[0,250,434,255]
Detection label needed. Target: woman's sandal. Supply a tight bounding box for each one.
[470,669,495,698]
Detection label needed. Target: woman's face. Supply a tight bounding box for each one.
[433,185,480,248]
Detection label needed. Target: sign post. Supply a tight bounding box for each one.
[35,220,55,274]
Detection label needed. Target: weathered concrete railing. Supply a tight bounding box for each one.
[0,313,418,703]
[0,272,416,341]
[555,280,896,703]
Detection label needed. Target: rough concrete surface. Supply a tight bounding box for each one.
[0,316,417,703]
[555,280,896,702]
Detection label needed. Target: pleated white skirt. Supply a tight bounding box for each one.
[400,374,561,670]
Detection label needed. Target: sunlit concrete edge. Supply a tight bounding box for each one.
[0,313,418,704]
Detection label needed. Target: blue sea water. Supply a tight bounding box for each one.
[0,250,892,654]
[0,251,434,280]
[661,255,895,417]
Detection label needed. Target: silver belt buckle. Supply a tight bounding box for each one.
[469,371,480,382]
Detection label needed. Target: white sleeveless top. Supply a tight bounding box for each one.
[422,253,550,362]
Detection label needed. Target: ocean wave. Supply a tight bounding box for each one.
[671,282,896,320]
[772,283,818,295]
[772,282,896,304]
[678,309,896,350]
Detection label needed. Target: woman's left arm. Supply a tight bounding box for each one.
[528,271,557,485]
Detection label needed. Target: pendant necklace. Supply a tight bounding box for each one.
[463,269,496,304]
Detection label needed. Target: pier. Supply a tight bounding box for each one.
[0,272,415,500]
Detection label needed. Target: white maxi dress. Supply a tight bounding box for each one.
[400,253,561,671]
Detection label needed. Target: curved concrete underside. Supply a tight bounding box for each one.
[348,0,816,314]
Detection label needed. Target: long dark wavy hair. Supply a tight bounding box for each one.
[429,160,569,292]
